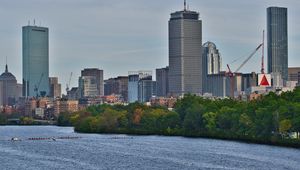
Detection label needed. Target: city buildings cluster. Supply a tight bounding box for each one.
[0,2,298,120]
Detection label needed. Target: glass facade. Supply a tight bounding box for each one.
[267,7,288,81]
[22,26,49,97]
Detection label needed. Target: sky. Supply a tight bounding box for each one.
[0,0,299,94]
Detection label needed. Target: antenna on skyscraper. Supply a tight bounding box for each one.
[34,19,36,26]
[5,56,8,73]
[184,0,187,11]
[28,20,30,26]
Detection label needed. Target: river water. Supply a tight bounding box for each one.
[0,126,299,170]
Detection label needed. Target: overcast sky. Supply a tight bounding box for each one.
[0,0,299,93]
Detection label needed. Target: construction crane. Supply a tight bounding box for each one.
[226,43,263,98]
[261,30,265,74]
[34,73,44,98]
[66,72,73,93]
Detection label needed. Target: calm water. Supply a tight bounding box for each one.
[0,126,300,170]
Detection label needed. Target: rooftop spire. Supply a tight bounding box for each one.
[5,56,8,73]
[184,0,187,11]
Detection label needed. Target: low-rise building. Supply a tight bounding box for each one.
[53,99,78,116]
[150,97,177,108]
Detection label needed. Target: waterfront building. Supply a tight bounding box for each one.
[202,42,222,75]
[49,77,61,98]
[150,97,177,108]
[205,72,258,98]
[104,76,128,102]
[53,99,78,116]
[67,87,79,100]
[24,98,37,117]
[288,67,300,81]
[138,76,153,103]
[152,81,157,97]
[79,76,98,98]
[156,67,169,97]
[267,7,288,81]
[81,68,104,96]
[23,25,49,97]
[168,3,202,96]
[202,41,222,94]
[128,71,152,103]
[0,64,18,106]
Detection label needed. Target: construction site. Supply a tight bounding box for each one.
[203,30,296,100]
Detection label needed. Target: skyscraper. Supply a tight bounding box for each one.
[156,67,169,97]
[0,64,18,106]
[81,68,104,96]
[23,25,49,97]
[78,76,98,98]
[202,42,222,75]
[202,41,222,94]
[267,7,288,81]
[104,76,128,101]
[49,77,61,98]
[168,2,202,96]
[128,71,152,103]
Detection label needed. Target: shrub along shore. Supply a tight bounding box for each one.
[58,87,300,148]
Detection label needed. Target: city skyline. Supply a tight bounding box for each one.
[0,0,299,91]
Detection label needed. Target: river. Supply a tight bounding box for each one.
[0,126,299,170]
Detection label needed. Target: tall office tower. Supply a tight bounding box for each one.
[78,76,98,98]
[104,76,128,101]
[156,67,169,97]
[138,76,153,103]
[49,77,61,98]
[128,71,152,103]
[168,2,202,96]
[0,64,18,106]
[81,68,104,96]
[202,42,221,75]
[267,7,288,81]
[202,41,222,93]
[23,25,49,97]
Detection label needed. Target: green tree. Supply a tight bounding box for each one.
[202,112,217,132]
[0,114,7,125]
[183,102,204,131]
[279,119,292,135]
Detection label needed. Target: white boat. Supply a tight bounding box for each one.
[11,137,21,141]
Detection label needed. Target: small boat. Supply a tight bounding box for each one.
[51,138,56,141]
[11,137,21,141]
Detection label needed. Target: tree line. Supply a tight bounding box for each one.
[58,87,300,147]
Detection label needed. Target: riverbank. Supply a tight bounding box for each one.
[58,88,300,149]
[73,127,300,149]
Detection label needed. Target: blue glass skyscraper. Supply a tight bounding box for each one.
[22,25,49,97]
[267,7,288,81]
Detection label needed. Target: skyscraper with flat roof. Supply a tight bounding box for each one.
[168,2,202,96]
[23,25,49,97]
[81,68,104,96]
[128,71,152,103]
[267,7,288,81]
[156,67,169,97]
